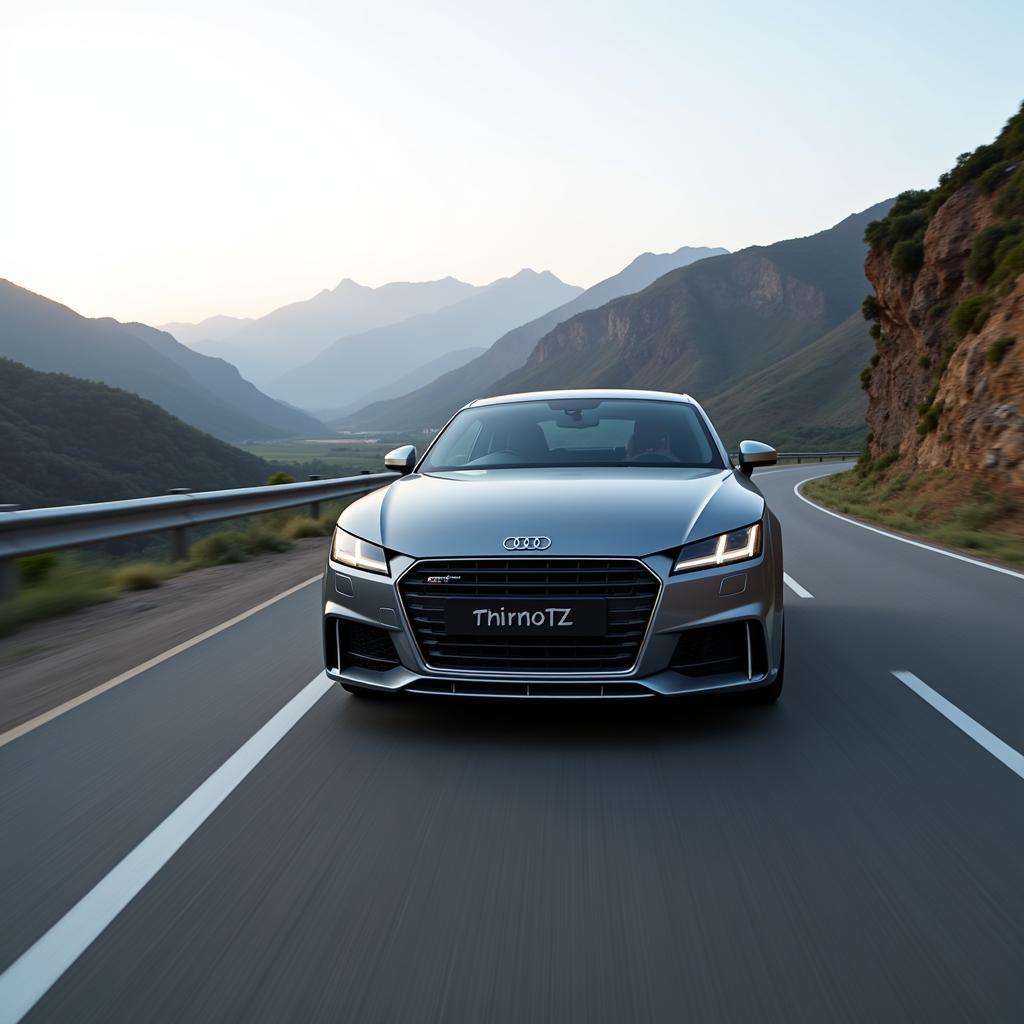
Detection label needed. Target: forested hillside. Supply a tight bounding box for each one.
[0,359,272,508]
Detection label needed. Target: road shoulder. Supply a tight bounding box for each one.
[0,539,327,738]
[796,475,1024,579]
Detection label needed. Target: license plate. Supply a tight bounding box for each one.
[444,598,607,637]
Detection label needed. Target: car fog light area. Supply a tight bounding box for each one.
[331,528,389,575]
[673,523,761,573]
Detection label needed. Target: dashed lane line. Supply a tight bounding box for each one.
[783,573,814,599]
[892,670,1024,783]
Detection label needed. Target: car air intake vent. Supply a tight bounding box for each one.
[399,559,660,674]
[326,618,400,672]
[671,621,768,679]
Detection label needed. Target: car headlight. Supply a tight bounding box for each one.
[330,528,389,575]
[673,522,761,573]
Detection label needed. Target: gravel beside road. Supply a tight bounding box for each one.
[0,538,328,737]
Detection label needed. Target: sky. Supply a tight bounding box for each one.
[2,0,1022,325]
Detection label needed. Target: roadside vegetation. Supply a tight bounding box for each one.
[804,457,1024,565]
[0,484,349,636]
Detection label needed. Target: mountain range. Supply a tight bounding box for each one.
[1,197,893,507]
[0,280,325,442]
[271,269,583,411]
[171,277,480,389]
[344,204,889,450]
[338,246,728,431]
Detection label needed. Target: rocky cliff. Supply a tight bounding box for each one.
[862,103,1024,489]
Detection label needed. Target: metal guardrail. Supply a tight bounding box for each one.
[770,452,859,463]
[0,450,860,601]
[0,472,396,600]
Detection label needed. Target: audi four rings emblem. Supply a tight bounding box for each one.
[502,536,552,550]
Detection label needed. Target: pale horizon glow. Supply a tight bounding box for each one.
[2,0,1022,325]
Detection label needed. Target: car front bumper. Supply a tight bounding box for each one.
[322,515,784,699]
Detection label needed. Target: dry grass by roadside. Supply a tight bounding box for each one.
[804,459,1024,565]
[0,504,345,637]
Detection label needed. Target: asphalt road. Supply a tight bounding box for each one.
[1,464,1022,1023]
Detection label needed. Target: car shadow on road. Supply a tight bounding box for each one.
[333,688,780,750]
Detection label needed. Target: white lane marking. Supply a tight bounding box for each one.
[783,573,814,599]
[0,573,324,750]
[794,480,1024,582]
[892,670,1024,782]
[0,672,334,1024]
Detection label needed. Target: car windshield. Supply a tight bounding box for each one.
[420,398,724,471]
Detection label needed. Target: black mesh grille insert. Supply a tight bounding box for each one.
[399,559,660,674]
[408,680,653,698]
[326,618,400,672]
[671,621,767,678]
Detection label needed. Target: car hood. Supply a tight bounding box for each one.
[340,467,764,558]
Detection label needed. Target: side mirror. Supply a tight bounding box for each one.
[737,439,777,477]
[384,444,417,475]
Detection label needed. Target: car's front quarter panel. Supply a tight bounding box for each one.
[337,485,390,547]
[683,470,765,545]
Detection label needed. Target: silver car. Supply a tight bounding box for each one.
[323,390,784,701]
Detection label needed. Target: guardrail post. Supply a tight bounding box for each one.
[170,528,189,562]
[0,560,15,602]
[167,489,191,562]
[0,505,21,602]
[307,476,322,519]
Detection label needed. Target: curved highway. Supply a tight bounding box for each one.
[1,464,1022,1023]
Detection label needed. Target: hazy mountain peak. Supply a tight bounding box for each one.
[179,275,481,388]
[508,268,558,281]
[623,246,729,273]
[272,267,583,409]
[336,243,727,433]
[330,278,369,294]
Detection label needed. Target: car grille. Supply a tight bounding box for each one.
[398,558,660,674]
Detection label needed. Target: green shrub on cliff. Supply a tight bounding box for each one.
[892,239,925,274]
[951,296,992,337]
[966,221,1024,284]
[988,336,1016,365]
[865,192,929,253]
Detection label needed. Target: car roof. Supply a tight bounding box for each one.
[466,389,694,409]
